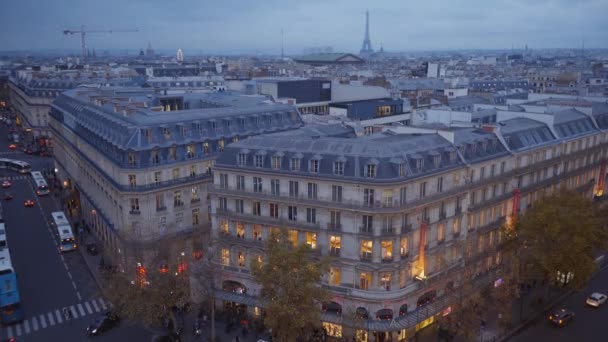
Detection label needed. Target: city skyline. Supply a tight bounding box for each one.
[1,0,607,54]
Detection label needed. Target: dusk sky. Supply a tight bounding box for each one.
[1,0,607,54]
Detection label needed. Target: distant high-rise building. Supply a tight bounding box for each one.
[359,10,374,56]
[146,42,155,57]
[176,48,184,62]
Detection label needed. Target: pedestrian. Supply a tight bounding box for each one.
[62,307,68,320]
[235,336,240,342]
[67,307,73,320]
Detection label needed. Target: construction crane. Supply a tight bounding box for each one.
[63,25,138,61]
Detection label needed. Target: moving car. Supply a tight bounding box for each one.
[23,200,35,207]
[586,292,607,307]
[3,193,13,201]
[549,308,575,326]
[86,312,120,336]
[1,181,11,188]
[8,144,16,150]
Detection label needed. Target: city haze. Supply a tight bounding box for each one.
[1,0,607,54]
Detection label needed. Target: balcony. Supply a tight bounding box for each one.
[129,210,141,215]
[360,254,373,262]
[401,223,412,233]
[327,222,342,231]
[156,206,167,212]
[215,209,321,231]
[438,211,447,220]
[329,249,341,257]
[359,226,374,235]
[455,206,462,215]
[381,256,394,263]
[380,228,395,236]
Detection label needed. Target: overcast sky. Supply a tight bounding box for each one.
[1,0,607,54]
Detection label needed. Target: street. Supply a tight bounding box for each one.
[511,266,608,342]
[0,120,152,341]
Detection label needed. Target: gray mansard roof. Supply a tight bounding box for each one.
[51,88,304,151]
[216,125,471,182]
[550,108,596,139]
[499,118,556,151]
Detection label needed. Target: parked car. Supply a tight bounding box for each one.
[86,312,120,336]
[586,292,607,307]
[549,308,575,326]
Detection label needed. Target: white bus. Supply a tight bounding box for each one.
[0,159,31,174]
[51,211,77,252]
[31,172,50,196]
[0,224,7,250]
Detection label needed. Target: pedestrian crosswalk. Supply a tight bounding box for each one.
[3,297,111,339]
[0,175,29,181]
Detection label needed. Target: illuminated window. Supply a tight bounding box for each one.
[438,224,445,242]
[306,233,317,249]
[204,142,210,155]
[253,224,262,241]
[381,272,392,290]
[190,165,196,177]
[218,139,225,152]
[220,249,230,266]
[220,219,229,235]
[237,252,246,267]
[329,235,341,256]
[169,146,176,160]
[329,267,341,286]
[186,144,195,159]
[191,187,199,202]
[400,237,409,257]
[288,230,298,247]
[128,174,137,188]
[236,222,245,238]
[359,272,372,290]
[322,322,342,338]
[381,240,393,261]
[360,240,372,260]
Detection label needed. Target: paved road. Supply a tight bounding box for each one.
[510,266,608,342]
[0,121,152,341]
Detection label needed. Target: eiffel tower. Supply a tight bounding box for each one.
[360,10,374,56]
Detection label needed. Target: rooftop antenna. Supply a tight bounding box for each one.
[281,28,284,59]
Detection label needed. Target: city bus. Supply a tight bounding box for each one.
[31,171,50,195]
[0,248,24,324]
[51,211,77,252]
[0,223,7,250]
[0,158,31,174]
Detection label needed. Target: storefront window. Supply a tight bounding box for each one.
[288,229,298,247]
[306,232,317,249]
[356,329,368,342]
[322,322,342,337]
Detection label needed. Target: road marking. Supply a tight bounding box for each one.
[23,319,30,334]
[92,299,100,312]
[67,271,73,279]
[54,310,63,324]
[15,323,21,336]
[77,303,86,316]
[77,291,82,301]
[84,301,93,314]
[71,281,77,290]
[69,305,79,319]
[99,298,108,310]
[31,316,39,331]
[48,312,55,326]
[63,263,69,271]
[6,326,13,338]
[40,314,47,328]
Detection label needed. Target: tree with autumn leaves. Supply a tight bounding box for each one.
[513,190,608,292]
[250,230,331,342]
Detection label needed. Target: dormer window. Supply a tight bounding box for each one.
[186,145,195,159]
[218,139,225,152]
[449,150,457,162]
[128,153,136,167]
[399,163,406,177]
[491,138,498,150]
[334,161,344,175]
[416,158,424,171]
[290,158,301,172]
[143,128,152,142]
[203,142,210,155]
[309,159,320,173]
[267,116,272,125]
[238,153,247,166]
[169,146,177,160]
[151,150,160,165]
[480,140,487,152]
[272,155,281,169]
[255,155,264,168]
[469,143,477,155]
[366,164,376,178]
[432,153,441,168]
